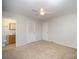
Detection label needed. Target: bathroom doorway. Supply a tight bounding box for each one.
[2,18,16,49]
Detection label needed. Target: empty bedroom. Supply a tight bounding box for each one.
[2,0,77,59]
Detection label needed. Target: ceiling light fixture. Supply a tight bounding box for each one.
[40,11,45,16]
[40,8,45,16]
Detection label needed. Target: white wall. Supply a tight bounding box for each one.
[3,11,42,47]
[44,14,77,48]
[16,15,42,47]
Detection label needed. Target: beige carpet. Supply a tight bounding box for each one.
[3,40,77,59]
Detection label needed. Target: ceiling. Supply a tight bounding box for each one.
[2,0,77,20]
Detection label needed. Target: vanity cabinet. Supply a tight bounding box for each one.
[8,35,16,44]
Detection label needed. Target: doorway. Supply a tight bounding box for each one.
[2,18,16,49]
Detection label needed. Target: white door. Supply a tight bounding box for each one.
[42,22,48,40]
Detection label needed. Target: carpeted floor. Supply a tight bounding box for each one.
[3,40,77,59]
